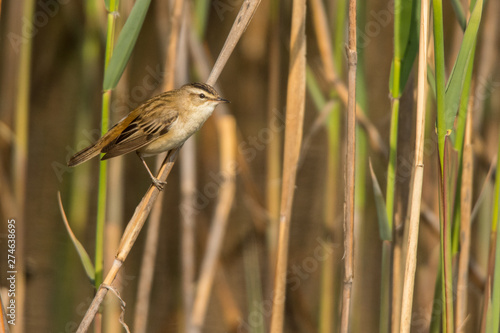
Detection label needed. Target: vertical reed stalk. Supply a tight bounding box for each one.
[490,196,500,333]
[215,267,242,330]
[190,116,236,332]
[308,1,342,329]
[474,2,498,330]
[305,69,339,333]
[453,4,476,330]
[12,0,35,331]
[178,18,196,333]
[1,293,8,332]
[243,239,265,333]
[104,2,133,331]
[132,0,184,331]
[471,0,498,132]
[339,0,357,332]
[93,2,118,331]
[383,0,403,330]
[180,142,196,328]
[95,0,120,294]
[269,0,306,331]
[68,0,100,242]
[386,0,402,247]
[322,105,340,333]
[432,0,454,331]
[399,0,428,330]
[307,2,345,327]
[324,108,342,333]
[266,0,281,285]
[432,0,446,168]
[485,120,500,332]
[456,85,474,332]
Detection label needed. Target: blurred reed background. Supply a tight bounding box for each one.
[0,0,499,332]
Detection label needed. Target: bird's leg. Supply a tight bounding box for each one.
[136,152,168,191]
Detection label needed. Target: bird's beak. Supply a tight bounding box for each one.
[216,97,230,104]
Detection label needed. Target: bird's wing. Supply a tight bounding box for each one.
[101,108,178,159]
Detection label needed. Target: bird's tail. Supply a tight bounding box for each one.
[67,142,102,167]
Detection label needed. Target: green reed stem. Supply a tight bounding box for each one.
[194,0,210,38]
[432,0,446,170]
[377,0,403,330]
[431,1,454,331]
[489,123,500,332]
[95,0,120,291]
[13,0,36,331]
[451,42,476,255]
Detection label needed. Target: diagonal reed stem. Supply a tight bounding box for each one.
[76,149,179,333]
[75,1,262,330]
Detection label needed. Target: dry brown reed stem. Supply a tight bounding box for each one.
[188,13,269,237]
[392,231,404,333]
[456,82,474,333]
[163,0,183,91]
[0,163,16,220]
[132,1,184,331]
[269,0,306,331]
[266,2,282,280]
[105,158,126,333]
[76,150,179,333]
[0,293,9,333]
[180,136,197,324]
[215,266,242,330]
[308,0,387,159]
[309,0,335,77]
[206,0,262,86]
[399,0,429,331]
[176,13,197,332]
[339,0,357,332]
[190,115,237,332]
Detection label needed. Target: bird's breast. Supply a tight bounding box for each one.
[138,108,213,156]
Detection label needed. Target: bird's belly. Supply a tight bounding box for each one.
[138,119,204,156]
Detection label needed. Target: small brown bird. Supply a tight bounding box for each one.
[68,83,229,190]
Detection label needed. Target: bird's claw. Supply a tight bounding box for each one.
[151,178,167,191]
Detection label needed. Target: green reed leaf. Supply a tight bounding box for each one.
[444,0,483,132]
[389,0,420,97]
[57,192,95,284]
[103,0,152,90]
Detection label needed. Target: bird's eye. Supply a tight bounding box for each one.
[199,93,206,99]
